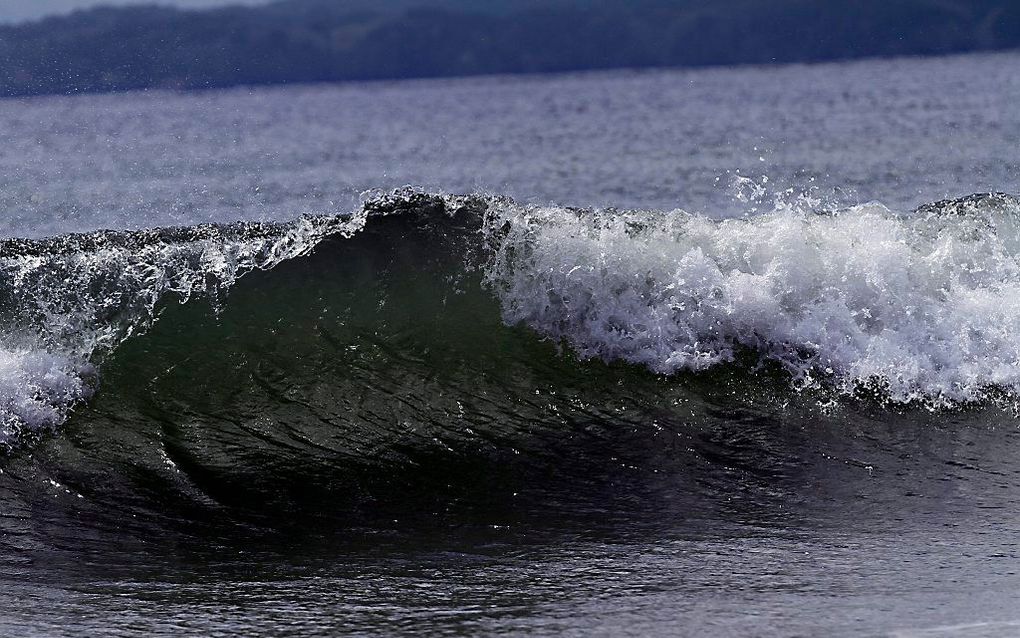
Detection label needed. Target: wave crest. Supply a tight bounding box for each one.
[484,192,1020,405]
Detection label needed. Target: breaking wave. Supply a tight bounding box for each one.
[3,188,1020,448]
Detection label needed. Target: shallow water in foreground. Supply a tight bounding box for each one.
[3,52,1020,636]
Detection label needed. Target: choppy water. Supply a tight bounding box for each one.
[3,52,1020,636]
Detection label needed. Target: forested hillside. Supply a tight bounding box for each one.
[1,0,1017,97]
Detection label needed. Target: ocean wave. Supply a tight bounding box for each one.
[3,188,1020,448]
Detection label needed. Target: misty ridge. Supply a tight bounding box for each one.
[0,0,1018,98]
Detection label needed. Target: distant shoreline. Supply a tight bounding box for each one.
[1,0,1018,99]
[5,48,1015,105]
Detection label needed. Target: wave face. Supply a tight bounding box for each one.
[3,189,1020,449]
[0,213,366,446]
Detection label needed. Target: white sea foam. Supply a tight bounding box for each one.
[484,192,1020,406]
[0,349,93,445]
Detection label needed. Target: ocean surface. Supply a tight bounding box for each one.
[3,51,1020,636]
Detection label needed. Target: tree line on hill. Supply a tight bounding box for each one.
[0,0,1018,97]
